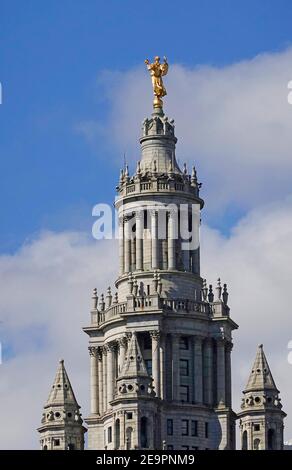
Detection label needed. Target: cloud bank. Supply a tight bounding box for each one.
[79,48,292,213]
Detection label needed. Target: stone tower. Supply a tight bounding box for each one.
[83,79,238,450]
[238,344,286,450]
[38,359,86,450]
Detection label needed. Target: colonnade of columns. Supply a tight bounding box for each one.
[119,211,199,275]
[89,334,233,416]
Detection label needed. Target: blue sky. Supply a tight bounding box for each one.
[2,1,292,448]
[1,0,292,252]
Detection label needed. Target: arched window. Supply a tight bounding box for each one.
[254,438,260,450]
[115,419,120,449]
[43,445,48,450]
[242,430,248,450]
[268,429,275,450]
[141,417,148,448]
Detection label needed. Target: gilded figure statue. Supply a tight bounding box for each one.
[145,56,168,108]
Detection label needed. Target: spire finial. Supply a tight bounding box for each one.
[216,278,222,300]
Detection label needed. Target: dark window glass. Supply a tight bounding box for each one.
[182,419,189,436]
[143,334,151,350]
[180,385,189,402]
[180,359,189,376]
[145,359,152,376]
[191,420,198,437]
[167,419,173,436]
[205,422,209,439]
[108,426,112,443]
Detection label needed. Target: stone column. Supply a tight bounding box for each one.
[191,248,200,274]
[102,346,107,411]
[118,217,124,276]
[217,339,226,406]
[136,211,143,271]
[118,336,127,375]
[203,339,213,406]
[124,217,131,273]
[172,334,180,401]
[130,234,136,271]
[160,334,166,399]
[181,242,190,272]
[89,346,99,415]
[167,211,176,270]
[151,211,158,269]
[225,342,233,407]
[107,343,115,405]
[97,347,103,414]
[193,336,203,403]
[150,330,161,398]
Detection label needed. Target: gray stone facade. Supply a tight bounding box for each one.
[38,99,286,451]
[37,360,86,450]
[238,345,286,450]
[83,104,238,450]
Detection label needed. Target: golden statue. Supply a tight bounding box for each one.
[145,56,168,109]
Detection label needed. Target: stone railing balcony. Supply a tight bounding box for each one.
[91,295,211,326]
[120,178,201,199]
[161,298,211,315]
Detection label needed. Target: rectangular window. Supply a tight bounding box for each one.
[180,359,189,377]
[191,420,198,437]
[181,419,189,436]
[254,424,260,431]
[108,426,112,443]
[179,336,189,350]
[180,385,189,402]
[205,422,209,439]
[167,419,173,436]
[54,439,60,446]
[145,359,152,376]
[126,412,133,420]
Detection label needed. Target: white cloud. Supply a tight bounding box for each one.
[201,196,292,439]
[0,198,292,448]
[0,231,118,449]
[79,48,292,212]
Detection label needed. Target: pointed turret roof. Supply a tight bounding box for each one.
[244,344,278,393]
[45,359,80,408]
[120,333,148,378]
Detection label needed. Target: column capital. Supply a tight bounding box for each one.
[150,330,161,341]
[97,346,103,360]
[118,336,128,349]
[88,346,98,357]
[135,210,144,220]
[105,341,118,353]
[125,331,132,342]
[225,341,233,352]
